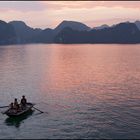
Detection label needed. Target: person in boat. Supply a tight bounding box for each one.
[8,102,17,113]
[9,102,14,109]
[20,95,27,109]
[14,98,20,110]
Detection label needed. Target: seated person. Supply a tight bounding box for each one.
[14,98,20,110]
[9,102,14,109]
[8,102,18,113]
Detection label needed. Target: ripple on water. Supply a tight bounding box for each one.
[0,44,140,139]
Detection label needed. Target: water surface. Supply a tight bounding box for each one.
[0,44,140,139]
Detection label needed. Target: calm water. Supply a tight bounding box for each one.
[0,44,140,139]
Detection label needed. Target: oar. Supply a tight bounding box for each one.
[0,106,9,108]
[33,106,44,113]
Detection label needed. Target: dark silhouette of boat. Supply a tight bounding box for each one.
[3,103,34,117]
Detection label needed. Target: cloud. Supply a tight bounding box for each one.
[0,1,46,12]
[0,1,139,29]
[49,6,140,27]
[42,1,140,10]
[0,1,140,12]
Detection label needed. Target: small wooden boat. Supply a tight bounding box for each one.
[4,103,34,117]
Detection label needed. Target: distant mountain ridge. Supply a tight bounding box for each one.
[0,19,140,45]
[54,20,91,33]
[135,20,140,30]
[54,22,140,44]
[93,24,109,30]
[31,28,55,43]
[0,20,17,45]
[9,21,42,43]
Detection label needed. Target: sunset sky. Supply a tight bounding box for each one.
[0,1,140,29]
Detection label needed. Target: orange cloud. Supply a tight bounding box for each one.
[42,1,140,10]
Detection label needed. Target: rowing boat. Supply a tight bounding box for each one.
[3,103,34,117]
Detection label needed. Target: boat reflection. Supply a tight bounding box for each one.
[5,109,34,128]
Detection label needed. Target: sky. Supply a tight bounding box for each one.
[0,1,140,29]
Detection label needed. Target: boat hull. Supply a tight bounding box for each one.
[4,103,34,117]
